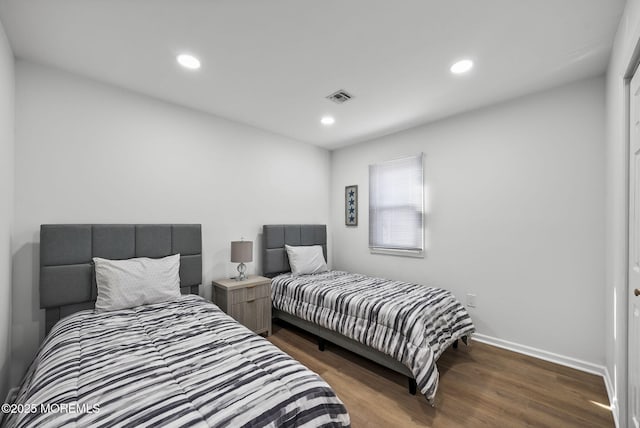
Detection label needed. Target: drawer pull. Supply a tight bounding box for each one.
[246,299,255,303]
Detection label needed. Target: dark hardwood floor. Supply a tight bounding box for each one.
[267,321,614,428]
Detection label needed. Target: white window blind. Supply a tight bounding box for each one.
[369,154,424,252]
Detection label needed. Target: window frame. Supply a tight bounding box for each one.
[368,153,425,257]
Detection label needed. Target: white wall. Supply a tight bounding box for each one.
[331,77,606,367]
[11,60,330,385]
[605,0,640,425]
[0,18,14,400]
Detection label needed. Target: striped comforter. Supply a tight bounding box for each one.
[5,295,350,428]
[272,271,475,402]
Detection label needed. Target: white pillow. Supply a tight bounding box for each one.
[94,254,181,312]
[285,245,329,276]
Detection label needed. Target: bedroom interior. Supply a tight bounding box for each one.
[0,1,638,427]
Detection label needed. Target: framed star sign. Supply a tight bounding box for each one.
[345,185,358,226]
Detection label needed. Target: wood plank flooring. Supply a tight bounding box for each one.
[268,321,614,428]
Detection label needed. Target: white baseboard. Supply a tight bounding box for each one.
[603,367,619,428]
[472,333,606,376]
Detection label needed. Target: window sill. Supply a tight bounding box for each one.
[369,248,425,258]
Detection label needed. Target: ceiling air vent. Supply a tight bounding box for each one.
[326,89,354,104]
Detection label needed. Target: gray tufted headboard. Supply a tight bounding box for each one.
[40,224,202,333]
[262,224,327,277]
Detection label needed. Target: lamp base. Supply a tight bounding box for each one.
[236,262,247,281]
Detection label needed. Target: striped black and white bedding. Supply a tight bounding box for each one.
[5,295,350,428]
[271,271,475,403]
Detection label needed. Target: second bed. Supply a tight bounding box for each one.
[263,224,475,404]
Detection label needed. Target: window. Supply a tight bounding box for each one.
[369,154,424,254]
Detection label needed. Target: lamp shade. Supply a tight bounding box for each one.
[231,241,253,263]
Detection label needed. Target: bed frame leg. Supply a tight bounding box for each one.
[408,378,417,395]
[452,339,458,349]
[318,337,325,352]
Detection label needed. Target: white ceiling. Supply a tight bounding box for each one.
[0,0,625,149]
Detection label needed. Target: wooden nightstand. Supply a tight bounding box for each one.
[212,275,272,336]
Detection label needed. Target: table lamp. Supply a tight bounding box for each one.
[231,239,253,281]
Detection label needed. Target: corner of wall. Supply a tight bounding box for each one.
[0,14,15,401]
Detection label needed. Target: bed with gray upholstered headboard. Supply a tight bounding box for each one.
[7,223,350,427]
[40,224,202,333]
[263,223,475,402]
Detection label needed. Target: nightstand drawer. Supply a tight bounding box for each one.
[229,283,270,304]
[230,297,270,333]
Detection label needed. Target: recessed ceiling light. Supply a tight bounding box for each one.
[450,59,473,74]
[177,54,201,70]
[321,116,335,126]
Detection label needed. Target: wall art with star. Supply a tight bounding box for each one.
[345,185,358,226]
